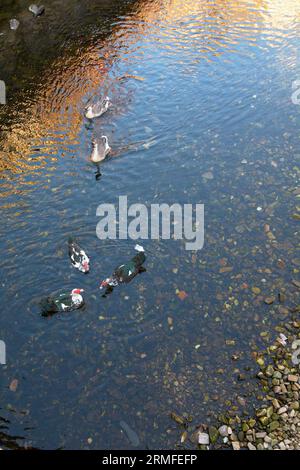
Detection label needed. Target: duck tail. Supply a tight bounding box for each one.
[134,244,144,253]
[40,297,56,315]
[68,236,74,244]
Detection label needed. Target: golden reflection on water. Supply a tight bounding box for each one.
[0,0,299,194]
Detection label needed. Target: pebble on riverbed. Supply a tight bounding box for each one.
[29,5,45,17]
[9,19,20,30]
[176,320,300,450]
[198,432,209,445]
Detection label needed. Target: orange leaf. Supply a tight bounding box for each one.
[9,379,18,392]
[176,290,188,301]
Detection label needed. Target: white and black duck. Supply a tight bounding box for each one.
[85,97,111,119]
[41,288,84,316]
[68,237,90,273]
[100,245,146,295]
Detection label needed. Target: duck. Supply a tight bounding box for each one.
[90,136,111,163]
[85,97,111,119]
[41,288,84,316]
[99,245,146,294]
[68,237,90,273]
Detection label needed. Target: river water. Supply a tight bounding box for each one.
[0,0,299,449]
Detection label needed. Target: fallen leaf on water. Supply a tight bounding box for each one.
[9,379,18,392]
[219,267,233,273]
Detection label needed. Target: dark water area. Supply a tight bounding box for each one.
[0,0,300,450]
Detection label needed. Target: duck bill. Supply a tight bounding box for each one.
[82,262,89,273]
[99,280,108,289]
[72,288,84,294]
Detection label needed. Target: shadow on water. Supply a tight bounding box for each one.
[0,0,300,449]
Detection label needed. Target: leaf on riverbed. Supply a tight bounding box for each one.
[170,412,185,425]
[176,289,188,301]
[219,266,233,273]
[181,431,188,443]
[9,379,18,392]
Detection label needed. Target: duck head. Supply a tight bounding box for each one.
[91,138,98,148]
[101,135,111,153]
[85,106,94,119]
[71,288,84,295]
[99,278,110,289]
[99,276,118,289]
[104,96,110,109]
[82,260,89,273]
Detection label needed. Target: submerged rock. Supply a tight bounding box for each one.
[120,420,140,447]
[202,171,214,180]
[264,296,275,305]
[29,5,45,17]
[218,425,229,437]
[208,426,219,444]
[198,432,209,445]
[9,19,20,30]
